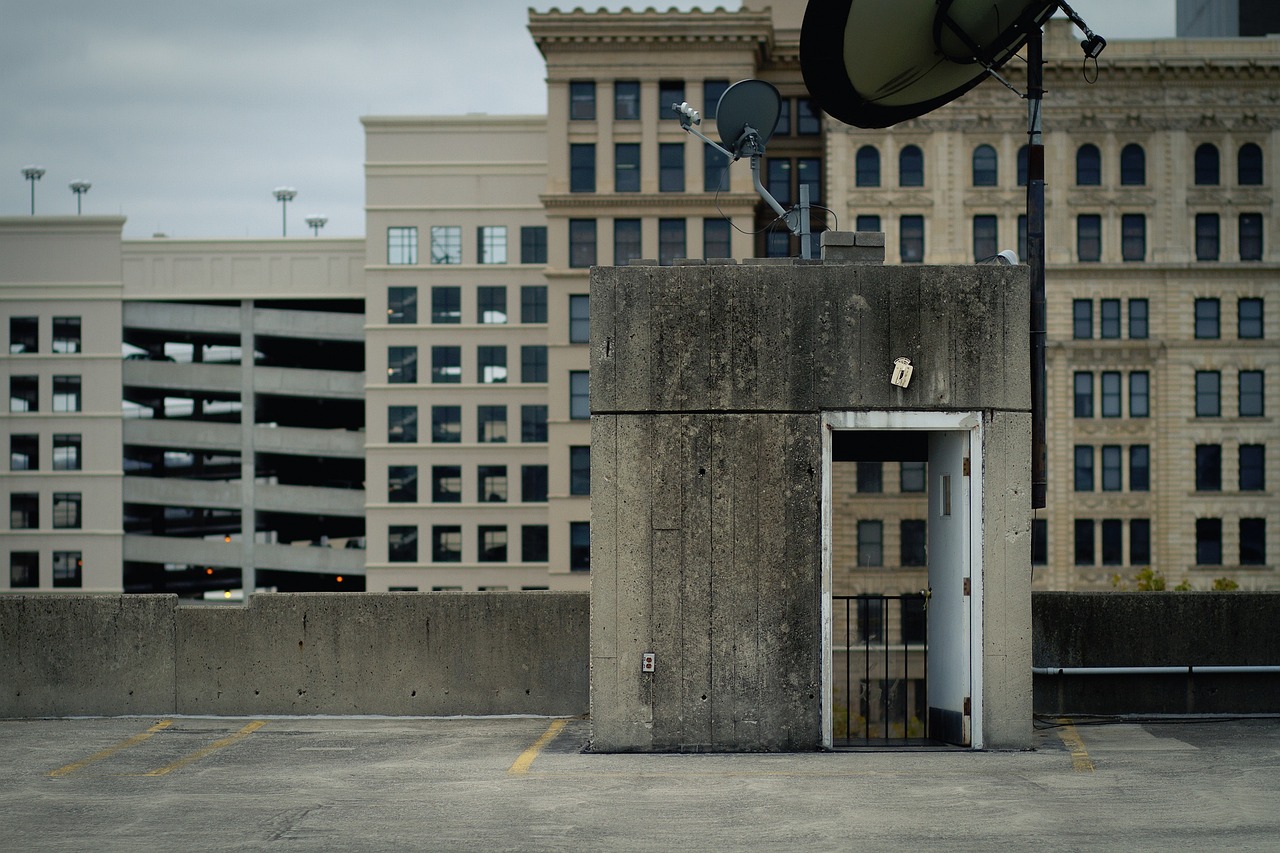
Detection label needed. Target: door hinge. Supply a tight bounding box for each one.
[963,696,972,717]
[963,577,971,596]
[962,457,971,476]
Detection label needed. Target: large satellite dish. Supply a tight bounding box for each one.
[801,0,1059,128]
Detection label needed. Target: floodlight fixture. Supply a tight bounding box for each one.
[21,166,46,215]
[273,186,297,236]
[69,180,91,215]
[305,214,328,237]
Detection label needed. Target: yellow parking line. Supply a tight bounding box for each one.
[1056,719,1095,773]
[142,720,267,777]
[508,719,568,775]
[48,720,173,777]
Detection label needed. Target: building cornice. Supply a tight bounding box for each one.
[528,7,773,58]
[540,191,759,211]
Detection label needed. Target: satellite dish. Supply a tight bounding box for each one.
[715,79,783,154]
[800,0,1059,128]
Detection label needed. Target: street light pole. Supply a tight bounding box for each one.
[273,186,297,237]
[304,215,328,237]
[21,166,45,215]
[69,180,91,215]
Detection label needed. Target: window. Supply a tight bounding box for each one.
[569,295,590,343]
[478,346,507,384]
[659,143,685,192]
[658,80,684,121]
[1019,214,1028,262]
[570,445,591,496]
[569,219,597,268]
[521,285,547,323]
[765,230,790,259]
[1076,144,1101,185]
[767,159,792,205]
[387,287,417,324]
[615,143,640,192]
[389,405,417,443]
[704,218,731,259]
[570,371,589,419]
[431,346,460,383]
[52,376,80,412]
[569,80,595,120]
[703,80,729,119]
[570,521,591,571]
[431,466,461,503]
[857,462,882,493]
[1121,214,1145,261]
[1196,445,1222,491]
[856,146,880,187]
[774,98,791,137]
[1101,519,1123,566]
[1074,446,1094,491]
[570,143,596,193]
[431,286,461,324]
[521,345,547,383]
[1072,299,1092,339]
[388,466,418,503]
[478,465,508,502]
[9,316,37,353]
[1032,519,1048,566]
[1240,444,1265,491]
[614,219,642,266]
[1074,372,1093,418]
[1101,372,1121,417]
[1240,519,1266,566]
[52,492,81,529]
[704,146,729,192]
[1194,143,1220,185]
[52,552,81,588]
[1077,214,1101,262]
[521,227,548,264]
[52,317,80,353]
[11,493,39,529]
[797,98,820,135]
[1100,299,1120,339]
[857,214,881,232]
[478,226,507,264]
[1239,370,1264,416]
[512,465,547,506]
[901,520,926,566]
[1195,298,1220,339]
[386,347,416,384]
[522,525,549,562]
[899,145,923,186]
[1130,519,1151,565]
[1196,518,1222,565]
[430,405,459,443]
[1074,519,1094,565]
[477,526,508,563]
[1195,213,1220,261]
[798,158,821,204]
[1101,446,1122,492]
[900,461,926,492]
[431,526,460,563]
[477,406,507,443]
[1129,299,1149,339]
[857,520,883,566]
[614,80,640,120]
[1130,445,1150,491]
[1017,144,1028,186]
[522,405,547,443]
[900,215,924,263]
[972,144,997,186]
[659,218,685,266]
[11,434,37,471]
[1196,371,1220,417]
[387,227,417,265]
[1238,142,1264,185]
[857,597,884,642]
[972,215,997,261]
[1239,213,1263,261]
[10,552,37,588]
[430,226,461,264]
[1120,143,1145,185]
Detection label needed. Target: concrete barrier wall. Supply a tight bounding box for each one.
[1,592,588,718]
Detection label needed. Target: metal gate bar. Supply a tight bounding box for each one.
[833,593,928,746]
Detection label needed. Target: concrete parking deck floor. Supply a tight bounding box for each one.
[1,716,1277,851]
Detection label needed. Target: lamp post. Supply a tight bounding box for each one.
[273,186,297,236]
[304,215,328,237]
[21,166,45,215]
[69,180,91,215]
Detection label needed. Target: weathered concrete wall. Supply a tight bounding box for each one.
[0,592,588,717]
[1033,592,1280,715]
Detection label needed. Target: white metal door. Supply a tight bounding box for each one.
[926,430,971,745]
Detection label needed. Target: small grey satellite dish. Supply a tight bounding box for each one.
[715,79,782,155]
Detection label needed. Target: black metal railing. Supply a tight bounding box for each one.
[833,593,929,746]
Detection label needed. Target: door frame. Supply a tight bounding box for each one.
[821,410,985,750]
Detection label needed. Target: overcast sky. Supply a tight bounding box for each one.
[1,1,1174,239]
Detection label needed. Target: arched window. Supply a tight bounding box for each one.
[855,145,880,187]
[1076,144,1101,185]
[1194,143,1220,185]
[899,145,924,187]
[972,144,998,186]
[1238,142,1264,185]
[1120,143,1146,186]
[1017,145,1029,187]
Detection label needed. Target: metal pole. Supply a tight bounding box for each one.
[1027,27,1048,510]
[281,198,288,237]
